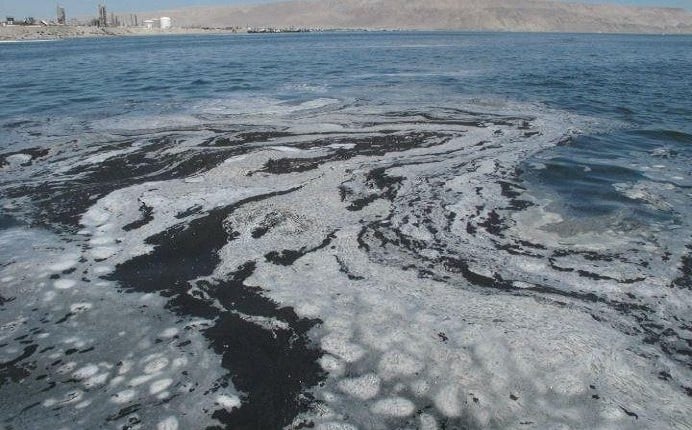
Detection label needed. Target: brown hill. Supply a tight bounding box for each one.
[147,0,692,33]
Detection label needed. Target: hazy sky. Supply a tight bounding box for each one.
[1,0,691,19]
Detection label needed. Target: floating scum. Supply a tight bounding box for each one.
[0,96,690,429]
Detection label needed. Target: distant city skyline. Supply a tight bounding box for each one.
[0,1,265,20]
[1,0,691,20]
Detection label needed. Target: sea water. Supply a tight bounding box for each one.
[0,32,690,429]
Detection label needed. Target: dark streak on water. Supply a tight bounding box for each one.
[122,201,155,232]
[205,264,324,430]
[3,137,240,231]
[333,145,692,371]
[252,131,451,176]
[265,231,338,267]
[107,186,324,429]
[672,246,692,290]
[0,345,38,388]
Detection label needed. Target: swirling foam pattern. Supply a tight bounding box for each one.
[0,33,691,430]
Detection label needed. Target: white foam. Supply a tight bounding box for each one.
[327,143,357,150]
[337,374,381,400]
[377,350,424,379]
[84,373,109,388]
[419,413,438,430]
[184,176,205,184]
[128,373,157,387]
[48,256,79,272]
[143,356,169,374]
[89,236,115,246]
[315,423,358,430]
[4,95,688,430]
[269,146,302,152]
[434,385,461,417]
[81,207,110,227]
[90,246,117,260]
[111,389,136,404]
[224,155,247,164]
[370,397,415,417]
[318,355,345,376]
[75,399,93,409]
[159,328,178,339]
[409,379,430,397]
[157,416,179,430]
[194,96,339,117]
[73,364,100,380]
[320,335,365,363]
[150,378,173,395]
[91,114,201,132]
[92,266,112,275]
[0,227,233,430]
[216,395,241,410]
[5,153,32,164]
[53,279,76,290]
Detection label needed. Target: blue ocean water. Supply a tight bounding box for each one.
[0,33,691,429]
[0,33,690,121]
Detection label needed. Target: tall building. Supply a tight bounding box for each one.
[98,4,107,27]
[57,6,66,25]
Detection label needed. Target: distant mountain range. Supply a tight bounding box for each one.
[147,0,692,33]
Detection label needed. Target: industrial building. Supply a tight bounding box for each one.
[160,17,172,29]
[98,4,107,27]
[57,6,66,25]
[143,17,173,30]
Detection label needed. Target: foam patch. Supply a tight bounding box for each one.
[1,96,690,430]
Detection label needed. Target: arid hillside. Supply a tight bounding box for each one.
[150,0,692,33]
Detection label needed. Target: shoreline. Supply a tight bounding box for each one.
[0,25,246,41]
[2,25,692,42]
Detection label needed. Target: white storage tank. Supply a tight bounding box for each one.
[160,17,172,29]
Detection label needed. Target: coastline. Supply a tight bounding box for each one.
[2,25,691,43]
[0,25,245,41]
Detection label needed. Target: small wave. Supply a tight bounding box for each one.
[189,78,212,86]
[638,128,692,145]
